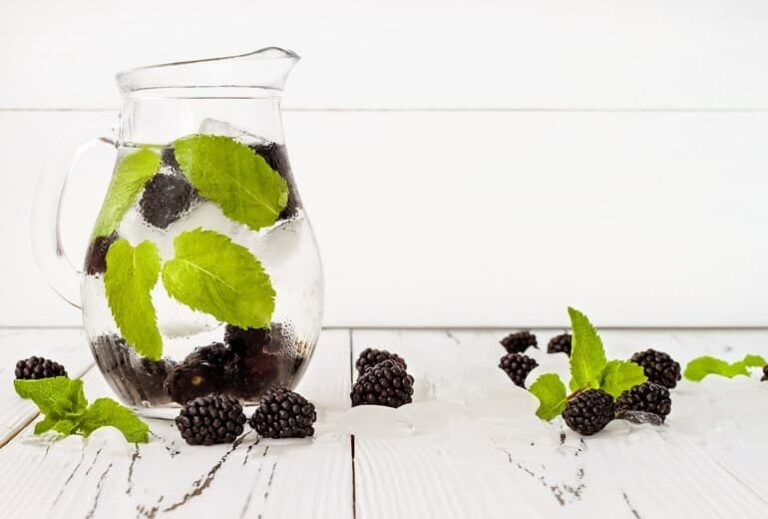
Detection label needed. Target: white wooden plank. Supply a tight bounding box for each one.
[3,0,768,109]
[0,329,353,518]
[351,329,768,518]
[7,110,768,327]
[0,329,93,446]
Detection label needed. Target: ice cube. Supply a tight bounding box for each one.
[198,118,268,146]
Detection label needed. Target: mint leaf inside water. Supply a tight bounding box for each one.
[162,228,275,329]
[92,148,160,238]
[14,378,149,443]
[568,306,607,392]
[174,135,288,231]
[600,360,647,398]
[529,373,567,421]
[104,239,163,360]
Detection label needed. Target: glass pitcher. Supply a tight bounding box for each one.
[31,48,323,416]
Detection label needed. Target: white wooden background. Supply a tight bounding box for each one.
[2,0,768,327]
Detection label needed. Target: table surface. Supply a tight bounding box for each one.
[0,327,766,519]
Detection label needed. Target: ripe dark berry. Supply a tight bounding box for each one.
[84,232,118,275]
[355,348,407,375]
[139,173,196,229]
[248,142,301,220]
[163,343,239,404]
[499,353,538,388]
[224,325,271,357]
[631,349,682,389]
[563,389,615,436]
[15,356,67,380]
[175,394,246,445]
[762,365,767,381]
[350,359,414,408]
[249,387,316,439]
[616,382,671,421]
[500,331,537,354]
[547,333,572,356]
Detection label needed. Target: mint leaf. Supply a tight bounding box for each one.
[567,307,607,392]
[684,355,751,381]
[79,398,150,443]
[162,229,275,329]
[174,135,288,231]
[15,378,149,443]
[92,148,160,237]
[104,239,163,360]
[14,377,87,418]
[529,374,568,421]
[741,354,767,368]
[600,360,647,398]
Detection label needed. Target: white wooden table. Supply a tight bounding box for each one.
[0,328,766,518]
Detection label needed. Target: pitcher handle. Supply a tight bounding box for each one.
[30,137,117,309]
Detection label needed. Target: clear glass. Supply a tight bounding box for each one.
[33,48,323,415]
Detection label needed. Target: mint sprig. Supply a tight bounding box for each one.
[529,306,647,421]
[14,377,149,443]
[684,354,767,382]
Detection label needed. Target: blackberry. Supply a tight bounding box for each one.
[631,349,681,389]
[175,394,246,445]
[160,146,181,172]
[547,333,572,356]
[84,232,118,275]
[562,389,615,436]
[355,348,407,375]
[15,356,67,380]
[616,382,671,421]
[500,331,537,354]
[499,353,538,388]
[224,325,271,357]
[163,343,239,404]
[249,142,301,220]
[249,387,316,438]
[350,359,414,408]
[139,173,196,229]
[762,365,767,382]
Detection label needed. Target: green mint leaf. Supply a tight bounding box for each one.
[567,306,608,392]
[14,377,87,418]
[174,135,288,231]
[92,148,160,237]
[600,360,647,398]
[79,398,149,443]
[528,373,568,421]
[162,228,275,329]
[33,416,58,435]
[104,239,163,360]
[684,355,750,381]
[741,354,767,368]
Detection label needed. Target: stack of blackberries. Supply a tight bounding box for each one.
[498,331,540,388]
[15,356,68,380]
[350,348,414,408]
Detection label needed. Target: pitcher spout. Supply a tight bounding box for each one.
[116,47,300,97]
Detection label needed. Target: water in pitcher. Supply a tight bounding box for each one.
[81,123,323,412]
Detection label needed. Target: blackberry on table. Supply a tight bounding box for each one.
[84,232,118,276]
[547,333,572,356]
[616,382,671,421]
[631,349,682,389]
[175,394,246,445]
[249,387,316,439]
[15,356,67,380]
[139,173,196,229]
[563,389,615,436]
[500,331,537,354]
[163,343,239,404]
[499,353,538,388]
[350,359,414,408]
[762,365,767,382]
[355,348,407,375]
